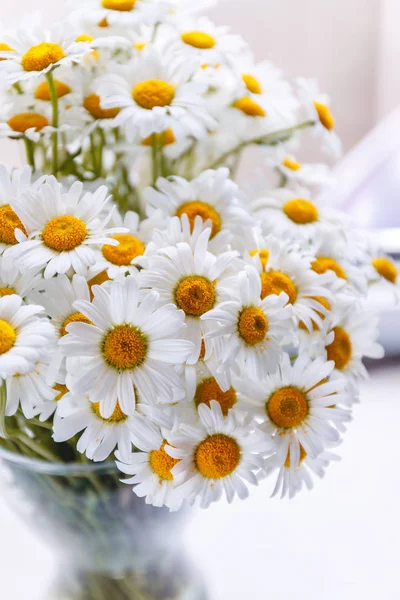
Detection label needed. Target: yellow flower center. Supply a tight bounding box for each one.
[267,387,309,429]
[283,198,319,224]
[98,17,109,27]
[175,275,215,317]
[0,204,27,245]
[181,31,216,50]
[238,306,268,345]
[53,383,69,401]
[88,270,110,301]
[195,434,241,479]
[60,312,93,337]
[176,200,221,238]
[284,443,307,468]
[233,96,266,117]
[102,0,136,10]
[194,377,237,416]
[92,400,128,423]
[75,34,94,43]
[314,101,335,130]
[0,43,14,61]
[83,94,120,119]
[42,215,88,252]
[0,287,15,297]
[7,113,49,133]
[282,156,301,171]
[326,326,352,371]
[242,73,262,95]
[312,256,347,280]
[0,319,16,355]
[249,248,270,270]
[102,324,148,371]
[21,43,65,72]
[35,79,72,101]
[149,441,180,481]
[260,270,297,304]
[299,296,330,332]
[132,79,175,110]
[142,128,176,146]
[134,42,147,51]
[102,234,145,266]
[372,257,398,284]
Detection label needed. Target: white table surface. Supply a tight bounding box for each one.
[1,361,399,600]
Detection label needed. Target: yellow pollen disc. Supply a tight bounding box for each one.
[233,96,266,117]
[134,42,147,51]
[181,31,216,49]
[283,156,301,171]
[175,275,215,317]
[0,43,14,61]
[103,324,148,371]
[76,34,94,43]
[102,0,136,10]
[35,79,72,101]
[102,234,145,266]
[194,377,237,416]
[238,306,268,345]
[42,215,87,252]
[312,256,347,280]
[249,248,270,270]
[21,43,65,72]
[267,387,309,429]
[132,79,175,110]
[314,101,335,130]
[283,198,319,224]
[195,434,241,479]
[98,17,109,27]
[260,270,297,304]
[242,73,262,95]
[372,257,398,284]
[83,93,120,119]
[142,128,176,146]
[176,200,221,238]
[299,296,330,332]
[7,113,49,133]
[92,400,128,423]
[0,287,15,297]
[326,326,352,371]
[284,443,307,468]
[60,312,93,337]
[0,319,16,355]
[53,383,68,401]
[149,441,179,481]
[0,204,26,245]
[88,270,110,301]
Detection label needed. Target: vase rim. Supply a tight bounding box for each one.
[0,446,117,475]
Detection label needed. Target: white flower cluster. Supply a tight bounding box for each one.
[0,1,395,510]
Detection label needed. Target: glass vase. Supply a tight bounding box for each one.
[0,448,207,600]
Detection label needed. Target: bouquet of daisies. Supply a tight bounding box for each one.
[0,0,395,511]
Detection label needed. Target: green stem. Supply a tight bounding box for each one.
[208,120,316,171]
[46,71,59,175]
[24,138,36,171]
[90,132,99,177]
[14,432,62,463]
[151,133,159,185]
[0,383,8,439]
[159,131,168,177]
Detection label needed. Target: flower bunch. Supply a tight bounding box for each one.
[0,0,395,510]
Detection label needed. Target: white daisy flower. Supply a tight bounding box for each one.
[0,23,92,84]
[166,400,268,509]
[0,255,42,301]
[97,46,215,140]
[236,353,351,462]
[0,293,56,380]
[264,145,333,189]
[324,304,384,381]
[36,375,71,422]
[68,0,169,29]
[364,245,399,299]
[202,266,294,378]
[139,228,237,363]
[5,357,58,419]
[59,275,193,418]
[90,210,148,279]
[116,413,184,510]
[144,168,251,238]
[297,77,342,157]
[53,393,135,462]
[5,178,126,279]
[251,186,345,243]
